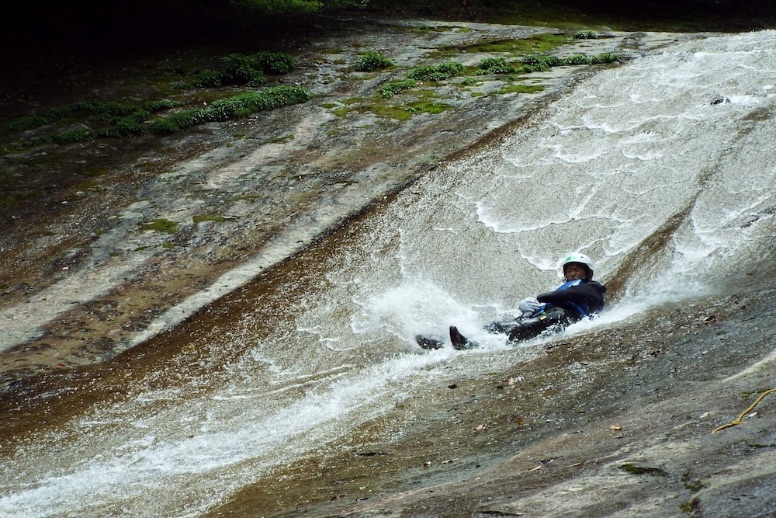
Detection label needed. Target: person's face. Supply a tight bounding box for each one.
[564,264,587,280]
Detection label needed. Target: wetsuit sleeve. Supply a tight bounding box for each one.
[536,281,606,314]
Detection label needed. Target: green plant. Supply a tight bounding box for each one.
[478,57,514,74]
[575,30,598,39]
[146,116,186,135]
[1,114,45,132]
[94,102,136,121]
[252,51,298,74]
[10,85,309,144]
[4,101,142,133]
[21,136,48,148]
[193,69,224,88]
[520,55,562,71]
[221,54,267,86]
[52,128,92,144]
[191,52,297,88]
[591,53,620,64]
[96,117,145,138]
[377,79,417,98]
[354,52,394,71]
[564,54,592,65]
[142,99,182,112]
[516,52,618,73]
[210,86,310,116]
[148,109,206,134]
[148,86,311,135]
[408,62,464,82]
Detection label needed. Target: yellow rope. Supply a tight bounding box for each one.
[713,388,776,433]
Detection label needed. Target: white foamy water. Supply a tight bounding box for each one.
[2,30,775,517]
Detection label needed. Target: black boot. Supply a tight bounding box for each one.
[415,335,444,350]
[449,326,469,350]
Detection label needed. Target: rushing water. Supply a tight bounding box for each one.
[2,30,776,517]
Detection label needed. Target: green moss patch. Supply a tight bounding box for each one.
[679,497,700,513]
[459,33,571,55]
[619,464,669,477]
[140,219,180,234]
[498,84,544,95]
[193,214,234,224]
[363,101,452,121]
[269,134,295,144]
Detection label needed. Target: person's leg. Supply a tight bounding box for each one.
[506,319,550,342]
[416,326,481,351]
[428,307,572,351]
[415,334,444,350]
[478,315,555,345]
[507,308,570,343]
[483,320,520,334]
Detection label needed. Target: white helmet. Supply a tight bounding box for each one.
[561,253,595,280]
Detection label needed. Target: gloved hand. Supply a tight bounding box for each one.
[518,297,542,316]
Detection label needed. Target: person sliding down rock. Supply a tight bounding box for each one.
[416,253,606,351]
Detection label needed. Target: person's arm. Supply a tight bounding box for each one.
[537,281,606,313]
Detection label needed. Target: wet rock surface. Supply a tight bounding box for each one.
[206,278,776,517]
[0,20,682,383]
[3,16,776,518]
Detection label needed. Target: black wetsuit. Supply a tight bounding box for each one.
[484,279,606,344]
[537,278,607,320]
[415,279,607,350]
